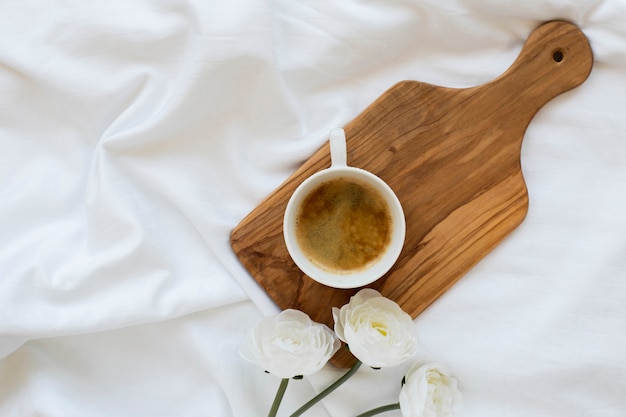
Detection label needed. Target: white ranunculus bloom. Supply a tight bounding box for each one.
[332,288,418,368]
[399,362,462,417]
[240,309,340,378]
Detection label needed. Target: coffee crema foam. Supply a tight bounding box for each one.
[294,177,392,273]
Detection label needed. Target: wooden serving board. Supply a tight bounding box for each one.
[231,21,593,368]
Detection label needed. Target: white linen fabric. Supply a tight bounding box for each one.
[1,0,625,416]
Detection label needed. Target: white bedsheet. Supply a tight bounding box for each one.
[1,1,625,416]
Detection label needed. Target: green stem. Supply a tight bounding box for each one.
[290,360,362,417]
[268,378,290,417]
[355,403,401,417]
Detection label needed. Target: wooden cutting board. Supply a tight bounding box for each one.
[231,21,593,368]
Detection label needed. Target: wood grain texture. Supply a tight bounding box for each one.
[230,21,593,368]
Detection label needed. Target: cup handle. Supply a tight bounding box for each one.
[329,128,347,168]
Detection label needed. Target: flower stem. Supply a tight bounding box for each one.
[268,378,290,417]
[290,360,362,417]
[355,403,401,417]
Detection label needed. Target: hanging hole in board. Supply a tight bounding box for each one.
[552,49,564,63]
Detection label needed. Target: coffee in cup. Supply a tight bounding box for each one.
[295,176,392,272]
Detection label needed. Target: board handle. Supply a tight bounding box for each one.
[493,20,593,112]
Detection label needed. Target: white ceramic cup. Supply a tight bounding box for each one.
[283,128,406,289]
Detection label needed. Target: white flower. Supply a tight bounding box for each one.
[332,288,418,368]
[240,309,340,378]
[399,362,462,417]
